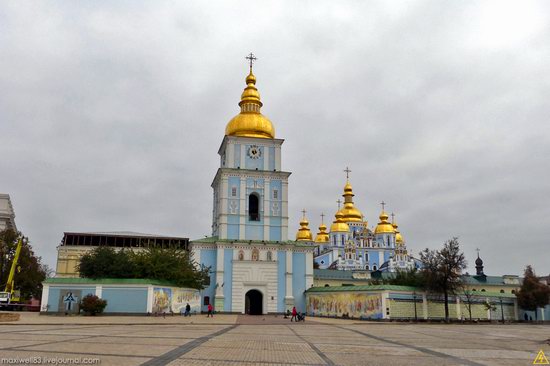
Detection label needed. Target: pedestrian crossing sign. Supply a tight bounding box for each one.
[534,350,549,365]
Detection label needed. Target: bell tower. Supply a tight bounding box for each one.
[211,55,291,241]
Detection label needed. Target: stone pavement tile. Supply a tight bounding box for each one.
[0,349,147,366]
[298,335,390,346]
[17,341,177,357]
[205,339,312,352]
[469,358,537,366]
[73,335,193,346]
[169,360,313,366]
[316,344,423,357]
[12,312,239,325]
[0,339,54,349]
[324,353,459,366]
[431,347,533,359]
[181,346,325,364]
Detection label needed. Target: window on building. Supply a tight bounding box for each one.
[231,186,237,197]
[273,189,278,199]
[266,251,272,261]
[365,265,370,270]
[238,250,244,261]
[341,236,345,246]
[500,290,504,293]
[203,296,210,306]
[365,253,369,261]
[249,193,260,221]
[324,284,330,287]
[252,248,259,261]
[481,289,486,292]
[373,265,377,271]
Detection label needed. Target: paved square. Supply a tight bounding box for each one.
[0,313,548,366]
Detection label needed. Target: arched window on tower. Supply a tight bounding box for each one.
[238,250,244,261]
[266,251,272,261]
[249,193,260,221]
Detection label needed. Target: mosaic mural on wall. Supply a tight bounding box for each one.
[171,288,201,313]
[307,292,383,319]
[153,287,172,313]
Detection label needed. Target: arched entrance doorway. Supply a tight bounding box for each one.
[245,289,263,315]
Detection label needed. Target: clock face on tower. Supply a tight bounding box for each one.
[247,145,262,159]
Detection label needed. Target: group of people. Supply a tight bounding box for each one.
[285,306,305,322]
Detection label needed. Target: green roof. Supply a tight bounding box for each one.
[43,278,177,287]
[307,284,419,293]
[462,275,521,286]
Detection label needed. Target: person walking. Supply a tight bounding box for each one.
[290,306,297,322]
[207,303,213,317]
[185,303,191,317]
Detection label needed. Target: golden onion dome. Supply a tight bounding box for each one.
[330,212,350,233]
[315,223,329,243]
[225,68,275,139]
[339,181,364,222]
[296,214,313,241]
[393,220,404,245]
[374,211,395,234]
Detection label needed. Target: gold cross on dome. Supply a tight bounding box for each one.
[320,213,325,224]
[344,166,352,180]
[337,199,342,209]
[380,201,386,211]
[301,209,307,219]
[245,52,257,69]
[391,212,395,222]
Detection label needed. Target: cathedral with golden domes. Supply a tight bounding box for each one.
[190,55,315,315]
[295,175,421,273]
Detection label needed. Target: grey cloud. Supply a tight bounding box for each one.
[1,1,549,276]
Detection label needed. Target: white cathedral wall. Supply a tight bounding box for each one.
[232,260,278,314]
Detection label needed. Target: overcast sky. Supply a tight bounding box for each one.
[1,1,549,276]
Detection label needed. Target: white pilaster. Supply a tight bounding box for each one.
[263,145,269,170]
[263,179,270,240]
[275,146,281,171]
[41,285,49,312]
[147,286,154,313]
[240,144,246,168]
[305,251,314,289]
[96,285,102,298]
[216,247,225,297]
[285,249,293,307]
[239,178,246,240]
[227,143,234,167]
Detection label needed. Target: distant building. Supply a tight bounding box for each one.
[0,194,17,232]
[56,231,189,277]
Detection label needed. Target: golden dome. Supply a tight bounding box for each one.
[393,220,404,245]
[296,213,313,241]
[339,181,364,222]
[225,69,275,139]
[330,212,350,233]
[374,211,395,234]
[315,223,329,243]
